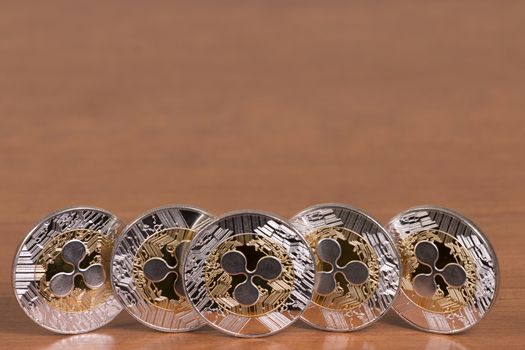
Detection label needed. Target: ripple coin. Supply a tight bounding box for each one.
[290,204,401,331]
[184,211,315,337]
[387,206,499,333]
[13,207,123,334]
[111,205,214,332]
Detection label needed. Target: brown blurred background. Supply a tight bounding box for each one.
[1,1,524,349]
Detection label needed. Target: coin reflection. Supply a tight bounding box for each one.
[424,335,469,350]
[137,331,290,350]
[319,334,375,350]
[44,334,114,350]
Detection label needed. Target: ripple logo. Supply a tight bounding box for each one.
[143,242,189,298]
[221,250,282,306]
[316,238,369,295]
[49,240,106,297]
[413,241,467,297]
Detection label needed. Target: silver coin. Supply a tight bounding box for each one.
[290,203,401,331]
[184,211,315,337]
[12,206,123,334]
[111,205,214,332]
[387,206,499,333]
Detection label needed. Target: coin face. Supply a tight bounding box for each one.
[184,211,315,337]
[290,204,401,331]
[111,205,214,332]
[387,206,499,333]
[12,207,122,334]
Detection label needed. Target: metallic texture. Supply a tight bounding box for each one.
[221,250,283,306]
[184,211,315,337]
[396,228,477,314]
[412,241,467,298]
[111,205,214,332]
[142,241,189,297]
[290,204,401,331]
[316,238,369,294]
[387,206,499,333]
[49,239,106,297]
[12,207,122,334]
[202,233,295,317]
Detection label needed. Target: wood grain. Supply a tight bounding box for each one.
[1,1,524,349]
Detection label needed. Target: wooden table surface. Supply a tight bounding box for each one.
[1,1,524,349]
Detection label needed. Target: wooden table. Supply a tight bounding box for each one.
[1,1,524,348]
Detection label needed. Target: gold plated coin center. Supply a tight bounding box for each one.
[37,229,113,313]
[306,227,380,311]
[132,228,194,312]
[399,229,477,313]
[204,234,294,317]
